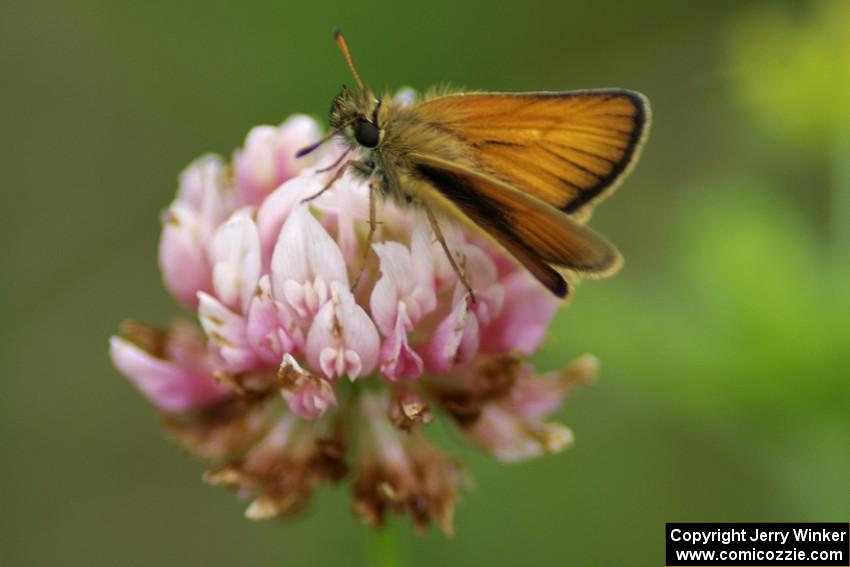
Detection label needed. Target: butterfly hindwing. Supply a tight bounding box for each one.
[406,151,622,298]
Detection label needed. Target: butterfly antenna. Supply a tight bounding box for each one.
[295,117,358,158]
[334,28,365,92]
[295,29,364,159]
[295,129,337,158]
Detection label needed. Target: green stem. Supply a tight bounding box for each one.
[368,524,404,567]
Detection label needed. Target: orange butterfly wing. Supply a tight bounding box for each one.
[413,90,650,220]
[408,152,621,298]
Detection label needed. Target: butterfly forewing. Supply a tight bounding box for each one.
[413,90,649,219]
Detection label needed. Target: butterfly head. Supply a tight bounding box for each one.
[330,86,382,149]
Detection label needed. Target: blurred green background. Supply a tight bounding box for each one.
[2,0,848,565]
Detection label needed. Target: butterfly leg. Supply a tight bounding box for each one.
[423,205,477,304]
[302,159,371,203]
[350,177,379,291]
[315,147,352,173]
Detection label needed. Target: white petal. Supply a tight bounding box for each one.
[197,292,245,348]
[306,283,379,380]
[209,209,261,312]
[270,206,349,300]
[256,172,325,261]
[370,241,436,335]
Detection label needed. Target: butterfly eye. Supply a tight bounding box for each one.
[353,119,380,148]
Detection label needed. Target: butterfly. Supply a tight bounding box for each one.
[297,29,650,301]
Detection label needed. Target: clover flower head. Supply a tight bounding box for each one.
[110,107,596,533]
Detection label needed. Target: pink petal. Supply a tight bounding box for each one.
[159,155,236,309]
[479,271,558,355]
[176,155,233,223]
[505,355,598,418]
[370,241,436,336]
[311,172,371,262]
[410,220,463,293]
[197,292,258,373]
[287,379,335,420]
[379,304,424,381]
[502,364,566,418]
[159,202,212,310]
[306,283,380,380]
[255,172,325,268]
[468,405,573,463]
[278,354,337,420]
[425,296,480,374]
[109,336,230,413]
[162,321,209,370]
[393,87,418,107]
[274,115,324,177]
[271,206,349,320]
[233,115,322,206]
[209,209,262,313]
[245,275,304,364]
[449,244,504,326]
